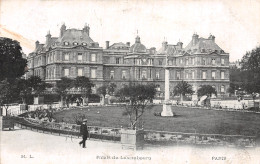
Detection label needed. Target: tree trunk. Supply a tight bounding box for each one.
[100,95,105,105]
[5,106,8,116]
[83,96,88,106]
[60,96,64,107]
[180,94,184,101]
[22,97,26,104]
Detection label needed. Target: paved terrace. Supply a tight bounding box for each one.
[1,127,260,164]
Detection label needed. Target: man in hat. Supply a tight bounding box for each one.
[79,119,88,148]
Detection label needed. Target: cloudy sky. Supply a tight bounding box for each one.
[0,0,260,61]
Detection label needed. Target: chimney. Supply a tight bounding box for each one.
[60,23,66,37]
[162,41,168,51]
[46,31,51,45]
[35,40,39,50]
[208,34,215,42]
[106,41,110,49]
[83,23,90,36]
[126,42,130,47]
[177,41,183,49]
[192,33,199,46]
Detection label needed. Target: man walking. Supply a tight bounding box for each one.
[79,119,88,148]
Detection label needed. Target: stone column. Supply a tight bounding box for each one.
[161,66,174,116]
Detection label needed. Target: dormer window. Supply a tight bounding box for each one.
[73,42,78,46]
[82,42,87,46]
[64,42,69,46]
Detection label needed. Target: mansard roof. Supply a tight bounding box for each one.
[55,29,94,46]
[45,37,58,49]
[184,37,224,54]
[157,42,184,56]
[108,42,129,50]
[34,44,45,53]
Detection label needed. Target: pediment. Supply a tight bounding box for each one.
[183,52,191,56]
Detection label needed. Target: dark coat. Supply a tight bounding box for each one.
[80,123,88,136]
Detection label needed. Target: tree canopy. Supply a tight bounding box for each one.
[0,80,18,115]
[116,84,156,130]
[55,77,74,97]
[97,85,107,97]
[172,80,193,101]
[0,37,27,82]
[27,76,51,95]
[74,76,94,98]
[240,46,260,94]
[107,83,117,96]
[197,85,217,97]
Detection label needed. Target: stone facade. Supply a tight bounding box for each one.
[26,24,230,97]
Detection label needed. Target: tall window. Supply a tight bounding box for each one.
[53,68,55,78]
[185,58,189,65]
[91,68,96,78]
[78,68,83,76]
[78,53,82,61]
[185,72,189,79]
[52,52,54,62]
[156,71,160,79]
[192,58,195,65]
[221,71,225,79]
[142,70,147,79]
[110,70,114,79]
[180,59,183,64]
[91,54,96,62]
[202,71,206,79]
[122,70,126,79]
[202,58,206,65]
[177,71,180,80]
[169,60,173,65]
[221,58,225,65]
[192,71,195,79]
[212,71,216,79]
[116,58,120,64]
[159,60,162,65]
[221,85,225,93]
[64,68,69,76]
[64,53,69,61]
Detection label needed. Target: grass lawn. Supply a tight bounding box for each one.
[53,105,260,136]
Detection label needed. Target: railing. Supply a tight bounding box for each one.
[13,117,121,142]
[144,130,256,147]
[11,116,257,147]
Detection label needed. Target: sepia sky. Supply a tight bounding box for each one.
[0,0,260,61]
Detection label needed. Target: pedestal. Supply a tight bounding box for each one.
[121,129,144,150]
[161,103,174,117]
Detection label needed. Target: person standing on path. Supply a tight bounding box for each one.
[79,119,88,148]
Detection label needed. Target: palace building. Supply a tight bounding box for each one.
[26,24,229,97]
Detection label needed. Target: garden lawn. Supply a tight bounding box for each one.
[53,105,260,136]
